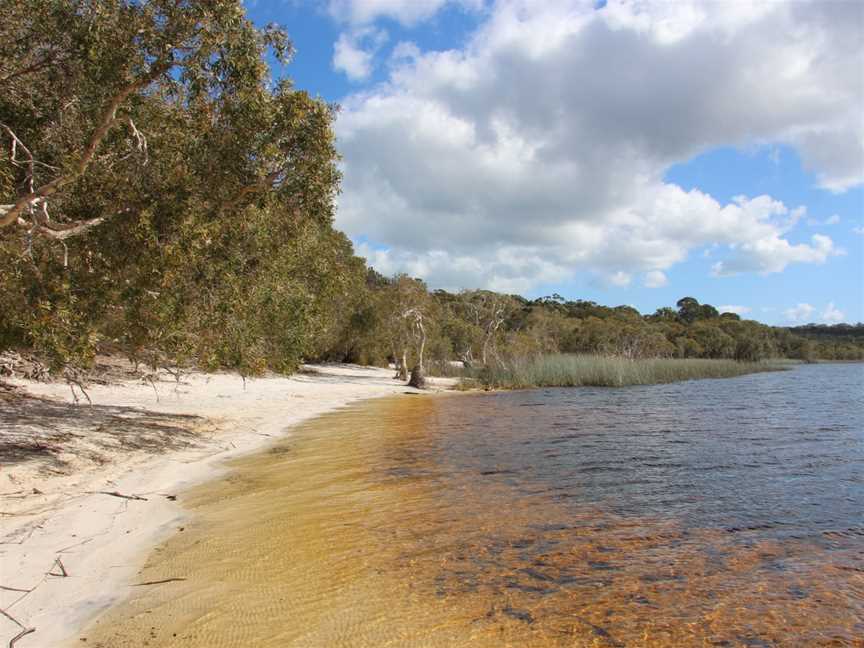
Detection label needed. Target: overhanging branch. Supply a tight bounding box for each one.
[0,61,169,229]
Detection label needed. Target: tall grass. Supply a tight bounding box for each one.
[462,354,783,389]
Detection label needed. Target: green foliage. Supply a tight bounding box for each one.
[464,355,782,390]
[319,284,858,375]
[1,0,361,374]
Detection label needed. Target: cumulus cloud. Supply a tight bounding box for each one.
[785,303,815,322]
[336,0,862,291]
[719,305,751,316]
[821,302,845,323]
[853,226,864,235]
[606,271,632,288]
[643,270,668,288]
[328,0,483,26]
[333,28,389,80]
[711,233,838,276]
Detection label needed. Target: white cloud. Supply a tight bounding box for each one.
[719,305,751,316]
[607,271,632,287]
[807,213,841,226]
[643,270,668,288]
[354,242,568,294]
[785,303,815,322]
[390,41,422,64]
[853,226,864,235]
[333,28,388,81]
[711,233,838,276]
[821,302,845,323]
[328,0,483,26]
[335,0,862,291]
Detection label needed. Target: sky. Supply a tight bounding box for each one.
[243,0,864,326]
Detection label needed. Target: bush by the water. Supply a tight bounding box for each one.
[466,355,782,389]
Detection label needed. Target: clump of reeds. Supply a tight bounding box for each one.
[462,355,782,390]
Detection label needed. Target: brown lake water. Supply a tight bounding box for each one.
[85,364,864,647]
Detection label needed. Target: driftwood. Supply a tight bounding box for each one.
[1,607,35,648]
[95,491,148,501]
[131,577,187,586]
[8,627,35,648]
[47,557,68,577]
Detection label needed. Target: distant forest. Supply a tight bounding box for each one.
[319,278,864,377]
[1,1,861,377]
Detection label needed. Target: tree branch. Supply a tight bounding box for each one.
[0,61,170,229]
[0,53,63,86]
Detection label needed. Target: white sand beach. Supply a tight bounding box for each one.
[0,364,453,647]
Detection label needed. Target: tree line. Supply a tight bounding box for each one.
[319,279,864,375]
[1,1,860,379]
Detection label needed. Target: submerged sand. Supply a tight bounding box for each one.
[0,364,452,647]
[77,392,863,647]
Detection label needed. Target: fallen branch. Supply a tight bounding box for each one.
[0,586,31,594]
[0,607,35,647]
[94,491,148,501]
[47,557,67,577]
[0,608,25,629]
[131,577,187,587]
[8,627,35,648]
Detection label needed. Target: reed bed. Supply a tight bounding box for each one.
[463,355,782,389]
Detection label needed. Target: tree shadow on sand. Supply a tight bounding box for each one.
[0,391,204,473]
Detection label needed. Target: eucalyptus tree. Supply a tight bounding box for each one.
[1,0,354,372]
[380,275,431,380]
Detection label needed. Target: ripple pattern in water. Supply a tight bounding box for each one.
[84,364,864,647]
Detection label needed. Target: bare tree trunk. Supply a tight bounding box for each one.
[417,319,426,374]
[399,349,408,381]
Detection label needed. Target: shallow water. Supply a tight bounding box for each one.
[86,364,864,647]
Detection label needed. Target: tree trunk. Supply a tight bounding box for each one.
[398,349,409,381]
[417,320,426,373]
[408,364,426,389]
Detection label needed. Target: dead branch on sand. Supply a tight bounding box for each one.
[47,557,68,577]
[132,577,187,586]
[1,607,35,648]
[92,491,148,501]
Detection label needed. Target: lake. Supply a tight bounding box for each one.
[86,363,864,647]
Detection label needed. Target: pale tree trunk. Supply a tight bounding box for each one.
[416,319,426,374]
[399,349,408,381]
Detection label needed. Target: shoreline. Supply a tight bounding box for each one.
[0,364,454,648]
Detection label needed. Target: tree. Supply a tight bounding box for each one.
[379,275,430,380]
[459,290,518,367]
[690,321,735,358]
[676,297,702,324]
[1,0,293,240]
[1,0,351,372]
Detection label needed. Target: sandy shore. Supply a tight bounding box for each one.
[0,364,453,647]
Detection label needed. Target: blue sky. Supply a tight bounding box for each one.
[244,1,863,325]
